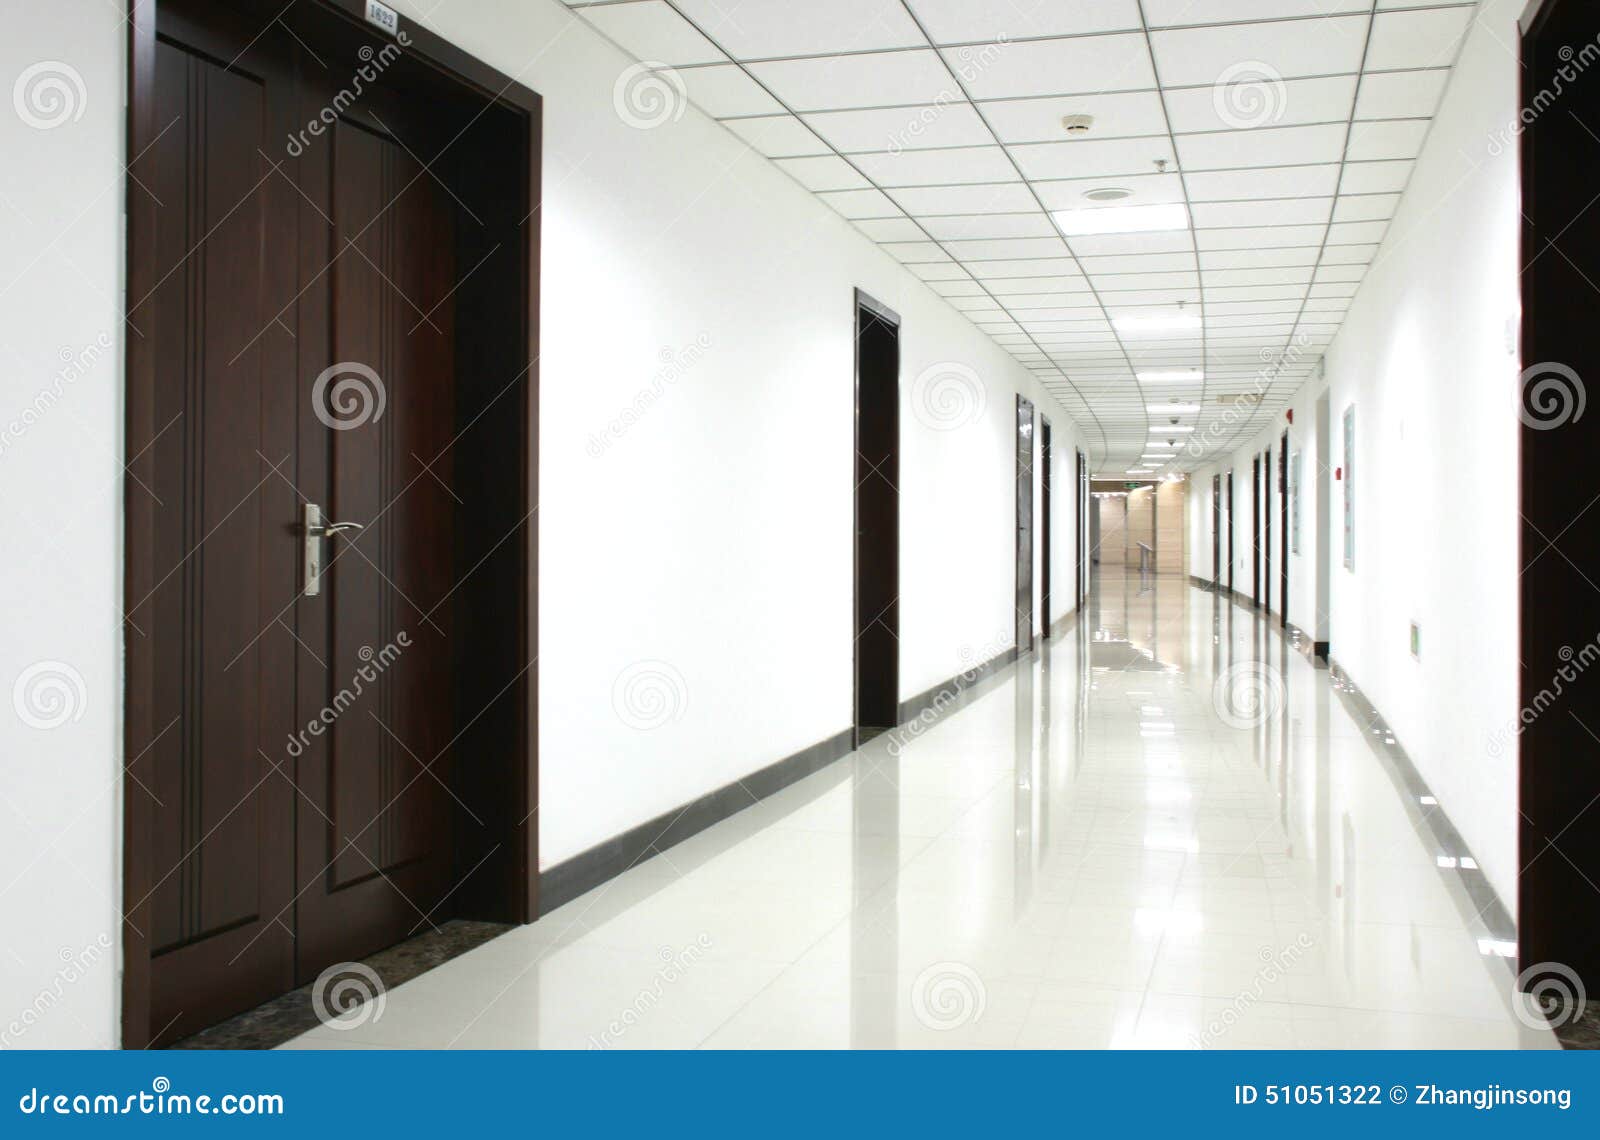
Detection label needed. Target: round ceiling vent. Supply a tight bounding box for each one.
[1083,186,1133,202]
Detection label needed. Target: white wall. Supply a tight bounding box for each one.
[1187,0,1522,907]
[0,0,1088,1044]
[0,4,125,1048]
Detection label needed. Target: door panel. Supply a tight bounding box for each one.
[143,20,300,1040]
[1015,396,1035,652]
[853,299,899,734]
[294,108,459,976]
[1040,419,1052,634]
[1212,474,1221,586]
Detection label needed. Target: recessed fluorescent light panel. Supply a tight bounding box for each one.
[1146,403,1199,414]
[1053,202,1189,236]
[1137,369,1204,382]
[1151,426,1195,433]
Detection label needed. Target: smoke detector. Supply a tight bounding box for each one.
[1061,112,1095,135]
[1083,186,1132,202]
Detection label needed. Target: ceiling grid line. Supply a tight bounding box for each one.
[653,0,1118,458]
[563,0,1477,472]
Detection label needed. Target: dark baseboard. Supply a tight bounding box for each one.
[1326,656,1514,948]
[1284,621,1330,668]
[898,646,1016,724]
[1196,573,1513,950]
[539,605,1088,917]
[538,727,853,915]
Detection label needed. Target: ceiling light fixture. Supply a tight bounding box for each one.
[1137,369,1204,382]
[1146,403,1199,414]
[1053,202,1189,237]
[1151,426,1195,433]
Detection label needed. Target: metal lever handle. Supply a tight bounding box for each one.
[304,505,365,596]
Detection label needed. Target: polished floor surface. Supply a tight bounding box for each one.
[284,574,1556,1049]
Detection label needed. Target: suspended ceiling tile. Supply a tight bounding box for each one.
[852,145,1021,186]
[749,50,956,112]
[952,34,1157,101]
[981,91,1171,144]
[910,0,1143,43]
[580,1,729,66]
[1164,75,1357,134]
[670,0,924,58]
[679,64,785,116]
[1149,15,1370,87]
[1355,69,1450,120]
[804,103,994,152]
[1364,7,1473,72]
[722,114,829,157]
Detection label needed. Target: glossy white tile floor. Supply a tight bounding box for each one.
[284,574,1558,1050]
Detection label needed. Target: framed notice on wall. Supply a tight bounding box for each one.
[1342,405,1355,571]
[1290,450,1302,555]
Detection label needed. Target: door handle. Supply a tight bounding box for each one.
[303,503,366,596]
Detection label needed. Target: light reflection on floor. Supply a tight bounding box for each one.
[284,573,1558,1050]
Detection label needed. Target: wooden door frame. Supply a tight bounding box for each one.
[1014,395,1036,654]
[1518,0,1600,992]
[1263,446,1273,615]
[1279,430,1289,628]
[1225,470,1234,596]
[1251,455,1261,607]
[1040,417,1052,635]
[1075,448,1087,606]
[122,0,541,1046]
[1211,474,1221,588]
[851,288,900,737]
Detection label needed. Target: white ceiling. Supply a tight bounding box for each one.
[566,0,1475,473]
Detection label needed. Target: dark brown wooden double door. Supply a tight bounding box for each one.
[140,2,458,1039]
